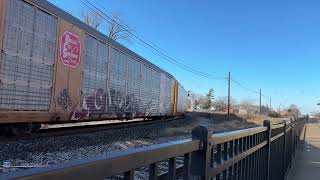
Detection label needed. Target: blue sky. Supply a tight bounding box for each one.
[48,0,320,114]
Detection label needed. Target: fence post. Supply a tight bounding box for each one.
[190,125,212,180]
[295,118,299,146]
[304,115,309,138]
[289,119,294,168]
[263,120,271,180]
[282,120,287,180]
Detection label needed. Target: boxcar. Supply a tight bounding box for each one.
[0,0,187,133]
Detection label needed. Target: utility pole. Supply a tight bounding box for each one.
[259,89,262,115]
[270,98,271,109]
[228,72,231,115]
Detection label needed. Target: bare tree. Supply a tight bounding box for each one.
[107,14,132,41]
[287,104,301,117]
[239,99,255,107]
[81,9,103,29]
[81,8,132,42]
[193,95,206,109]
[213,97,237,112]
[213,97,227,111]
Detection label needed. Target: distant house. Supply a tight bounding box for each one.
[233,105,261,115]
[222,107,234,113]
[239,108,248,115]
[280,111,290,117]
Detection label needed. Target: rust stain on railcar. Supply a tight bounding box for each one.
[0,112,56,123]
[51,19,84,120]
[173,80,178,114]
[0,0,7,59]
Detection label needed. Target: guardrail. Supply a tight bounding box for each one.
[2,116,308,180]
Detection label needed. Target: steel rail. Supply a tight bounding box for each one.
[0,116,183,142]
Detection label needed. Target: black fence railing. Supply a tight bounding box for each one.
[1,116,307,180]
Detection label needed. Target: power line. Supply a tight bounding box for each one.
[92,0,224,78]
[231,78,259,94]
[231,78,270,98]
[231,78,274,110]
[92,0,170,56]
[89,0,224,78]
[81,0,277,106]
[81,0,227,80]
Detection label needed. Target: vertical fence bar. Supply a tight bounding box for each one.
[288,120,292,169]
[149,163,158,180]
[168,157,176,180]
[291,119,295,161]
[243,137,248,179]
[263,120,271,180]
[229,140,234,159]
[223,142,228,162]
[242,154,246,179]
[124,170,134,180]
[222,169,227,180]
[238,160,242,180]
[282,120,287,180]
[228,166,232,180]
[255,149,258,180]
[191,125,212,180]
[183,153,191,180]
[258,148,262,180]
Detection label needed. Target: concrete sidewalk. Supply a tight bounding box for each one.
[286,123,320,180]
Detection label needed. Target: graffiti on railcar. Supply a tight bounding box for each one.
[107,89,138,116]
[111,90,140,118]
[70,88,139,120]
[70,89,106,120]
[57,89,72,112]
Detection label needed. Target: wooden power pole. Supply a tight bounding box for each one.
[228,72,231,115]
[259,89,262,114]
[270,98,271,109]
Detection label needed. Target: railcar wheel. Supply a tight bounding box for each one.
[0,126,10,136]
[7,123,41,135]
[31,123,41,133]
[124,113,134,121]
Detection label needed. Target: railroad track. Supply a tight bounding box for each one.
[0,115,184,143]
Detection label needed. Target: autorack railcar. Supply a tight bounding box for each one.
[0,0,188,134]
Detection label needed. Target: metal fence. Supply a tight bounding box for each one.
[2,116,307,180]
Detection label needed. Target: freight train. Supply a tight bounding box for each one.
[0,0,188,134]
